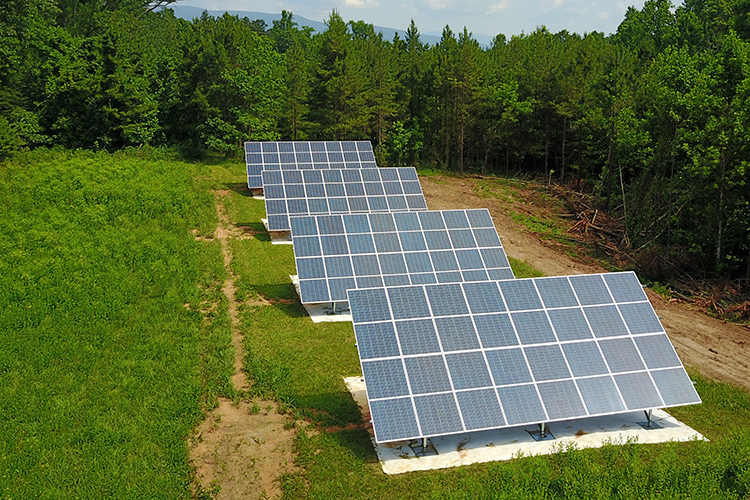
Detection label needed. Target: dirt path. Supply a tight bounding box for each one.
[189,190,297,500]
[421,175,750,392]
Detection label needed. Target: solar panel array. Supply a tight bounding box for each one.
[246,141,377,189]
[290,209,515,304]
[348,272,701,443]
[263,167,428,232]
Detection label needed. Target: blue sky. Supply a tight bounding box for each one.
[173,0,649,38]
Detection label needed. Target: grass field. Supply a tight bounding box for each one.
[0,149,234,497]
[2,149,749,498]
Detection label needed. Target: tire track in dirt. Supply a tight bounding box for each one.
[189,190,297,500]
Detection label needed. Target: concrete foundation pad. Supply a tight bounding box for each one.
[290,275,353,323]
[261,219,293,245]
[343,377,706,475]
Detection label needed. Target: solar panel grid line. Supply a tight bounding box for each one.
[364,367,673,399]
[378,285,425,441]
[265,167,428,231]
[292,210,514,304]
[246,140,377,189]
[454,281,513,428]
[349,273,700,443]
[599,275,668,409]
[494,281,553,422]
[428,285,491,433]
[557,274,645,412]
[388,285,471,437]
[559,273,670,410]
[557,275,633,412]
[532,277,604,416]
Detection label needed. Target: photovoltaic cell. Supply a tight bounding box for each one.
[362,359,409,398]
[434,316,480,351]
[445,351,493,390]
[354,322,400,360]
[291,210,514,304]
[653,368,701,406]
[536,277,579,308]
[577,376,626,414]
[497,384,547,425]
[485,348,533,385]
[349,271,700,443]
[264,167,428,231]
[548,308,593,341]
[456,389,505,429]
[584,305,629,337]
[463,281,506,314]
[246,140,377,188]
[634,334,682,369]
[512,310,557,344]
[396,319,441,355]
[474,314,518,348]
[562,341,609,376]
[414,393,463,435]
[615,372,664,408]
[369,398,420,442]
[524,345,570,381]
[570,275,613,305]
[499,280,543,311]
[538,380,586,420]
[618,302,664,334]
[404,356,452,394]
[598,338,645,373]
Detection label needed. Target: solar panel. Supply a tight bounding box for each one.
[246,141,377,189]
[290,209,515,304]
[347,271,701,443]
[264,167,429,231]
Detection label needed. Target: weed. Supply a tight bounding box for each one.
[508,256,546,278]
[473,178,521,204]
[195,482,221,500]
[646,281,674,300]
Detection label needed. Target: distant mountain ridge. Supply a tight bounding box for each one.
[165,5,495,47]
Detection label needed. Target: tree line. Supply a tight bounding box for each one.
[1,0,749,281]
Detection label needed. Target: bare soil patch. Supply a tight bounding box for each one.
[421,174,750,392]
[190,400,296,500]
[189,190,298,499]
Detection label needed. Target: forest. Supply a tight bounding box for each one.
[1,0,749,282]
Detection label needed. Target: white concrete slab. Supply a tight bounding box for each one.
[343,377,706,475]
[290,275,353,323]
[261,218,293,245]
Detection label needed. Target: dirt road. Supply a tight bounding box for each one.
[421,175,750,392]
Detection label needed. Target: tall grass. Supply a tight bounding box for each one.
[0,149,233,497]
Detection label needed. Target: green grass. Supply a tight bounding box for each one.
[473,178,525,204]
[508,256,546,278]
[4,150,749,499]
[0,148,233,497]
[215,175,749,499]
[510,211,571,243]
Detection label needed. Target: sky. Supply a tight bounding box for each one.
[173,0,649,38]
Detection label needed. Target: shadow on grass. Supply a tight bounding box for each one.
[324,427,380,464]
[225,182,254,197]
[292,392,378,464]
[263,297,307,319]
[236,221,271,242]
